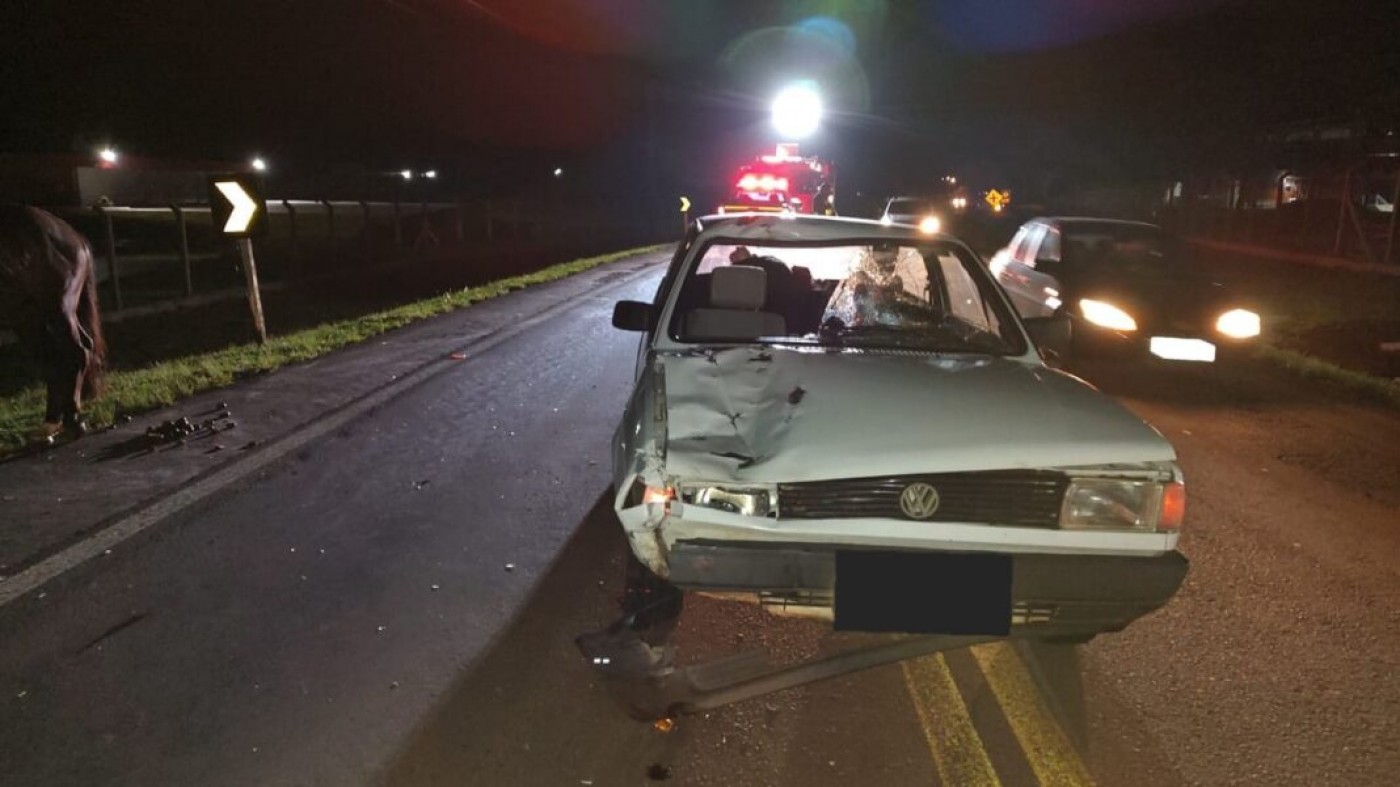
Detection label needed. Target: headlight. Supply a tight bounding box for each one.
[681,485,775,517]
[1078,299,1137,331]
[918,215,941,234]
[1060,478,1185,531]
[1215,308,1260,339]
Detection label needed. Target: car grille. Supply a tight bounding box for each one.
[777,471,1067,528]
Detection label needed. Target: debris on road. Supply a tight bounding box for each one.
[430,584,441,591]
[647,764,672,781]
[414,479,431,490]
[504,563,516,572]
[448,351,467,360]
[652,718,675,733]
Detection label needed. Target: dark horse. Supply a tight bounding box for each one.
[0,206,106,439]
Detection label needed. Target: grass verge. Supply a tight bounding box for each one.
[0,244,665,452]
[1254,344,1400,410]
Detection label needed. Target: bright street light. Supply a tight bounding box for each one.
[424,170,437,179]
[251,157,267,172]
[400,169,413,181]
[98,147,118,164]
[771,83,823,139]
[553,167,563,177]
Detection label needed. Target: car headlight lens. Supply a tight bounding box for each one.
[1060,478,1185,531]
[918,215,941,234]
[1078,299,1138,331]
[1215,308,1261,339]
[681,485,775,518]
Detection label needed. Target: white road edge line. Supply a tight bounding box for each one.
[0,257,664,608]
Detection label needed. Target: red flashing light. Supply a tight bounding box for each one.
[737,173,790,193]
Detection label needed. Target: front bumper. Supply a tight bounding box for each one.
[668,540,1188,636]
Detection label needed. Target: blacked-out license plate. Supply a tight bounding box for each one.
[834,551,1012,635]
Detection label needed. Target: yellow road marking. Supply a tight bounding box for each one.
[902,654,1002,787]
[970,643,1097,787]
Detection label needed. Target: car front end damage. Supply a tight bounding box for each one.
[583,343,1189,719]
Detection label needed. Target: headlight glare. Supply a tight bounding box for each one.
[1078,299,1137,331]
[1060,479,1163,531]
[1215,308,1260,339]
[681,485,775,518]
[918,215,941,234]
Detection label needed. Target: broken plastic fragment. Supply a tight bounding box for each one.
[652,718,675,733]
[504,563,516,572]
[449,352,467,360]
[430,584,441,591]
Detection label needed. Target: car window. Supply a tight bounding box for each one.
[669,241,1026,356]
[887,199,930,215]
[936,251,1003,334]
[1013,224,1046,264]
[1033,225,1061,265]
[1062,224,1180,273]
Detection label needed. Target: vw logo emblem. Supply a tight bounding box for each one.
[899,482,941,520]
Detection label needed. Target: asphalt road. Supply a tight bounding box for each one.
[2,259,1398,786]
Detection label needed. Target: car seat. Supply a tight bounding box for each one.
[683,265,787,340]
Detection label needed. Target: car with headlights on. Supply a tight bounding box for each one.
[880,196,946,234]
[988,217,1261,363]
[608,213,1188,643]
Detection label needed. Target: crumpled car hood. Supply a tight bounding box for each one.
[661,346,1173,483]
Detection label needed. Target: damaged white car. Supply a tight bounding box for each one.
[603,214,1187,666]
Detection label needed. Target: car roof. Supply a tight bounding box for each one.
[694,212,957,243]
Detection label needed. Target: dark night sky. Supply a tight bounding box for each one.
[2,0,1396,202]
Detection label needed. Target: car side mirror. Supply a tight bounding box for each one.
[612,300,654,332]
[1023,314,1071,364]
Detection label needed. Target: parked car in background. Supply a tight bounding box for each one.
[989,217,1262,362]
[607,213,1189,646]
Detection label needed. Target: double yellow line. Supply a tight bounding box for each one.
[902,643,1096,786]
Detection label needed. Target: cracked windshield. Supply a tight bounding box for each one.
[0,1,1396,786]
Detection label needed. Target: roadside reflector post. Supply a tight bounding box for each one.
[207,174,270,344]
[236,238,267,344]
[171,204,193,297]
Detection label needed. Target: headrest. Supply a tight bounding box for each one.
[710,265,767,310]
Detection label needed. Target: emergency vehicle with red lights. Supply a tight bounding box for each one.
[717,144,837,216]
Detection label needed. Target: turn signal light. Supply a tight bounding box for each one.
[1159,482,1186,531]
